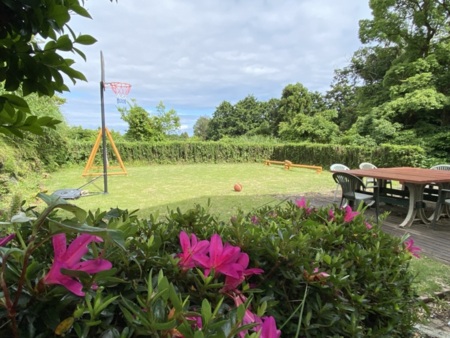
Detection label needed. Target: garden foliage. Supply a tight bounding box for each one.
[66,140,426,169]
[0,194,422,337]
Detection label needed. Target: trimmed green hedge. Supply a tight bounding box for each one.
[67,140,426,168]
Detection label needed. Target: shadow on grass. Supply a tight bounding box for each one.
[108,193,299,221]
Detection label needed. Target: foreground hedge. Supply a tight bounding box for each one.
[0,195,422,337]
[66,140,426,168]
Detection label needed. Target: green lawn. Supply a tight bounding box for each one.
[41,163,336,220]
[34,163,450,297]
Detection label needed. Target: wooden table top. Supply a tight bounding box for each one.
[336,167,450,184]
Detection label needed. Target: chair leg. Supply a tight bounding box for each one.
[375,202,379,225]
[334,183,340,201]
[339,197,345,208]
[373,187,379,224]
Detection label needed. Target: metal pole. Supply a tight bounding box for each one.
[100,51,108,193]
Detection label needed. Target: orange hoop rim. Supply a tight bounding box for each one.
[107,82,131,98]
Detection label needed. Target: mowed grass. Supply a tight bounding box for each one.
[40,162,450,296]
[42,163,336,220]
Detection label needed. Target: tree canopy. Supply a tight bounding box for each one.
[119,100,180,141]
[0,0,110,137]
[3,0,450,160]
[198,0,450,159]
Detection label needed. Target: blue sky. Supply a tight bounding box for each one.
[60,0,371,135]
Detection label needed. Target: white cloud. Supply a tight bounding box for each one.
[60,0,371,135]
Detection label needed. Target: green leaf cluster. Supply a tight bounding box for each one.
[0,0,97,137]
[0,193,423,337]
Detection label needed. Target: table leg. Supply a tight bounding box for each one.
[420,183,450,223]
[399,183,425,227]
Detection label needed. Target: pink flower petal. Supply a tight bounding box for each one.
[0,233,15,246]
[259,316,281,338]
[44,234,112,297]
[343,205,359,223]
[404,238,421,258]
[75,259,113,274]
[63,234,103,266]
[52,233,67,259]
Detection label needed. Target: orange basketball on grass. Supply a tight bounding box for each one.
[234,183,242,192]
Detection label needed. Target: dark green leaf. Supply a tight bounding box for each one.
[75,35,97,46]
[70,4,92,19]
[55,35,73,51]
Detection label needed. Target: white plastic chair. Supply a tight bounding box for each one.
[330,164,350,201]
[431,164,450,171]
[359,162,392,189]
[429,164,450,219]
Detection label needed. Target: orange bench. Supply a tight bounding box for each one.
[264,160,322,173]
[284,160,322,174]
[264,160,289,169]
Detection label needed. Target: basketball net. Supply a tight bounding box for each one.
[108,82,131,104]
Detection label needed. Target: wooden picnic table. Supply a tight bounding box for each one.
[334,167,450,228]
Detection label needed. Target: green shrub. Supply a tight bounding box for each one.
[66,140,425,168]
[0,195,422,337]
[222,201,421,337]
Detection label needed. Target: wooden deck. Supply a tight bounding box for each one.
[303,192,450,265]
[373,206,450,265]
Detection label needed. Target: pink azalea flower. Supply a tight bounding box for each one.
[295,197,312,214]
[232,293,262,337]
[313,267,330,279]
[295,197,307,208]
[232,294,281,338]
[343,205,359,223]
[304,267,330,283]
[0,234,15,246]
[43,233,112,296]
[186,315,203,330]
[259,316,281,338]
[404,238,421,258]
[177,231,209,270]
[365,221,373,230]
[328,209,335,221]
[195,234,243,279]
[222,252,264,291]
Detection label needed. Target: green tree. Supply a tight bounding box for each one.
[233,95,265,136]
[66,126,99,142]
[274,83,314,136]
[326,68,359,131]
[119,100,180,141]
[279,109,340,143]
[193,116,211,140]
[206,101,234,140]
[0,0,110,137]
[340,0,450,156]
[264,98,281,136]
[21,93,70,168]
[155,101,180,136]
[360,1,450,119]
[119,100,157,141]
[206,96,268,140]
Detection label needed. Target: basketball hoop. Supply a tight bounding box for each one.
[108,82,131,104]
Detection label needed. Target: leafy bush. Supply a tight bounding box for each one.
[66,140,425,169]
[0,195,422,337]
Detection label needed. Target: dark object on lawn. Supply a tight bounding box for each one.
[52,176,103,200]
